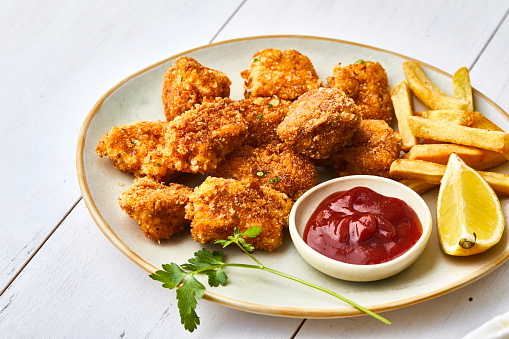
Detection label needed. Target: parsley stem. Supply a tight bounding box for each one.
[260,267,391,325]
[236,242,264,267]
[234,242,390,325]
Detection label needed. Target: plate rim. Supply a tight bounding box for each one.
[76,34,509,318]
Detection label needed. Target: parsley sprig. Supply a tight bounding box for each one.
[150,227,390,332]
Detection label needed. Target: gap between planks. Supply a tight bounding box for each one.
[470,6,509,70]
[0,197,82,297]
[209,0,248,44]
[291,319,307,338]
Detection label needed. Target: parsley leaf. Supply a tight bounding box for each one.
[270,176,281,184]
[206,267,227,287]
[149,263,187,289]
[150,226,390,332]
[183,248,225,270]
[176,276,205,332]
[242,226,263,238]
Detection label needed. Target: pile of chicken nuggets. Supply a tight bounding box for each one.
[96,48,401,251]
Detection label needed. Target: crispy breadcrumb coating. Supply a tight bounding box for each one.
[327,61,393,123]
[185,177,294,251]
[162,57,231,121]
[276,87,361,159]
[241,49,322,100]
[328,119,401,177]
[164,98,248,174]
[211,142,317,200]
[95,120,178,182]
[118,177,192,240]
[237,96,291,147]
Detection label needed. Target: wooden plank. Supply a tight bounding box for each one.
[214,0,509,74]
[469,12,509,115]
[0,0,243,291]
[296,262,509,338]
[0,201,303,337]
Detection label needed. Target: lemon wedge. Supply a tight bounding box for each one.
[437,153,504,256]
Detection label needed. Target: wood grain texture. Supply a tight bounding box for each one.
[296,262,509,338]
[470,10,509,115]
[0,0,243,291]
[3,0,509,337]
[214,0,509,74]
[0,201,303,338]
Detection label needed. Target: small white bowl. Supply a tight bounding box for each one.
[289,175,432,282]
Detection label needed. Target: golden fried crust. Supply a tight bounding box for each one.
[185,177,294,251]
[95,121,178,182]
[118,177,192,240]
[162,57,231,121]
[276,88,361,159]
[211,142,317,200]
[237,96,291,147]
[164,98,248,174]
[241,49,322,100]
[327,61,393,123]
[330,119,401,177]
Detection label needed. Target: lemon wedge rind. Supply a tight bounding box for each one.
[437,153,504,256]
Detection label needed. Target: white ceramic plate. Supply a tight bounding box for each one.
[77,35,509,318]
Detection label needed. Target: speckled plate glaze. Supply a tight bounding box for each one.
[77,35,509,318]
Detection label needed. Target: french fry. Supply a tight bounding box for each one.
[390,159,445,183]
[453,67,474,111]
[471,150,507,170]
[391,80,417,151]
[420,138,444,145]
[471,111,504,131]
[403,61,470,110]
[407,116,509,153]
[399,179,437,195]
[390,159,509,195]
[414,109,474,126]
[403,144,485,165]
[468,113,509,164]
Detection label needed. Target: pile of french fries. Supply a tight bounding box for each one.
[389,61,509,195]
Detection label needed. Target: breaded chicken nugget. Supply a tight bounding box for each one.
[241,49,322,100]
[327,61,393,123]
[95,120,178,182]
[237,96,291,147]
[211,142,317,200]
[329,119,401,177]
[276,87,361,159]
[162,57,231,121]
[185,177,293,251]
[164,97,248,174]
[118,177,192,240]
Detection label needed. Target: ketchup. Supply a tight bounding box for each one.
[304,186,422,265]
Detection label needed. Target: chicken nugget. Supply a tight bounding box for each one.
[241,49,322,100]
[212,142,317,200]
[327,61,393,123]
[95,120,178,182]
[164,97,248,174]
[328,119,401,177]
[162,57,231,121]
[276,87,361,159]
[238,96,291,147]
[118,177,192,240]
[185,177,293,251]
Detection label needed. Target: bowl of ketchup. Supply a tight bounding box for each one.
[289,175,432,282]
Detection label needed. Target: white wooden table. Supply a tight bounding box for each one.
[2,1,509,337]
